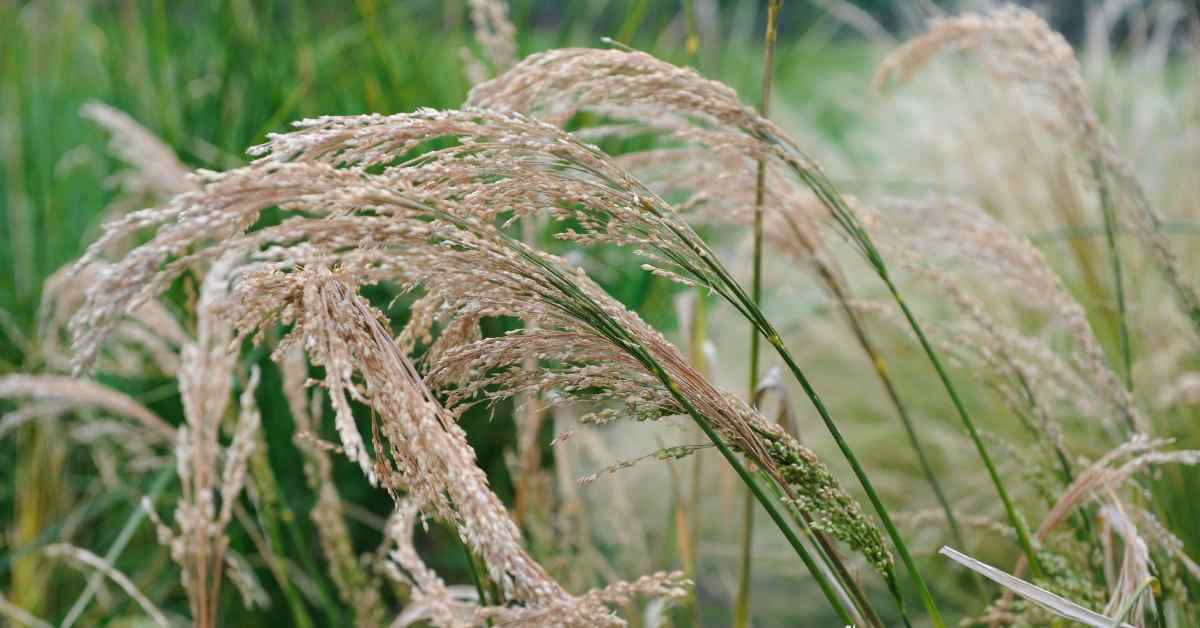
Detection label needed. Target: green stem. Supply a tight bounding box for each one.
[767,145,1042,586]
[462,542,491,613]
[883,280,1043,579]
[637,356,854,626]
[738,1,779,624]
[1011,372,1102,570]
[249,433,319,628]
[813,251,968,557]
[668,222,934,625]
[758,325,931,626]
[1094,159,1133,395]
[733,489,755,628]
[686,293,706,628]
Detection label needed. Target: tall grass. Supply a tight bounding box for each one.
[3,2,1200,627]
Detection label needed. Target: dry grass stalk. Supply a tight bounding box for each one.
[80,101,196,199]
[39,262,188,376]
[43,543,170,628]
[71,103,888,572]
[0,374,173,441]
[107,253,262,627]
[869,197,1145,434]
[79,101,200,258]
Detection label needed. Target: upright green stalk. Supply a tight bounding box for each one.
[759,388,885,628]
[685,292,707,628]
[615,329,855,624]
[652,362,856,627]
[463,542,489,605]
[736,2,780,626]
[803,237,967,558]
[461,542,496,628]
[882,280,1043,579]
[752,314,934,627]
[1094,159,1133,394]
[248,433,320,628]
[606,312,856,625]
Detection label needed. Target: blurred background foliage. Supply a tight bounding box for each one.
[2,0,1117,362]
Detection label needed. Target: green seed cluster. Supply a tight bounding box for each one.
[766,436,893,575]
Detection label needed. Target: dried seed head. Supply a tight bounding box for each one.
[70,103,891,590]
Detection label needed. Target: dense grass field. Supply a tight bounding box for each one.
[3,1,1200,626]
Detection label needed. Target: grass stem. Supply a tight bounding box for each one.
[736,2,780,625]
[811,251,968,558]
[60,468,174,628]
[663,217,937,625]
[770,148,1044,587]
[1094,159,1133,395]
[882,279,1044,579]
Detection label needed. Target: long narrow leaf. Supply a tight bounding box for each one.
[939,546,1132,628]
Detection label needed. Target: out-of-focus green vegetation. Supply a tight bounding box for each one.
[0,0,883,334]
